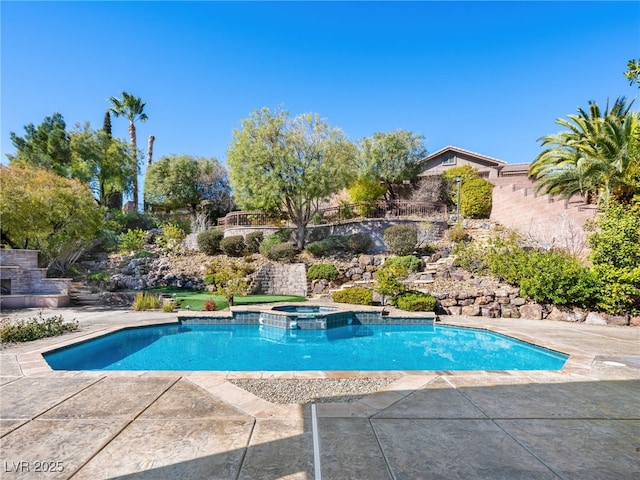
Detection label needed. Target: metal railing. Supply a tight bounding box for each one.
[218,201,448,228]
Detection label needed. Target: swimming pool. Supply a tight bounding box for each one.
[44,323,568,371]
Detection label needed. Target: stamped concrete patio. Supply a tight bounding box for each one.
[1,306,639,479]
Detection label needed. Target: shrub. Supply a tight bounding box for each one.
[517,251,598,308]
[0,313,79,343]
[332,287,374,305]
[118,228,146,253]
[162,300,177,312]
[305,233,371,257]
[268,242,297,262]
[260,229,292,258]
[108,211,157,234]
[133,292,161,311]
[384,255,421,274]
[383,225,417,255]
[87,270,110,282]
[245,231,264,254]
[344,233,371,254]
[447,224,470,243]
[156,222,186,253]
[587,203,640,314]
[203,299,217,311]
[393,291,437,312]
[307,264,339,281]
[197,228,224,255]
[220,235,246,257]
[460,178,494,218]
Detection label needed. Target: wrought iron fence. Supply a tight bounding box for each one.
[218,201,448,229]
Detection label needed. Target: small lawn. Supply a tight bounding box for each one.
[145,287,306,311]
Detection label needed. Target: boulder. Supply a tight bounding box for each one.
[585,312,607,325]
[630,316,640,327]
[519,304,543,320]
[461,305,481,316]
[500,304,520,318]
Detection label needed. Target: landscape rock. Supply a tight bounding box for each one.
[585,312,607,325]
[519,304,543,320]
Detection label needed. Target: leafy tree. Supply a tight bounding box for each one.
[529,97,639,206]
[625,58,640,88]
[358,130,426,200]
[205,258,252,307]
[145,155,231,227]
[227,107,357,248]
[108,91,148,210]
[0,165,104,274]
[69,123,133,207]
[8,112,72,176]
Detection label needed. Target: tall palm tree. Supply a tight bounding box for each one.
[529,97,639,207]
[108,92,148,210]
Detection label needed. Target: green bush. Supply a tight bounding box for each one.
[197,228,224,255]
[259,229,292,258]
[220,235,246,257]
[245,231,264,254]
[0,313,79,343]
[344,233,371,254]
[517,251,598,308]
[118,228,147,253]
[393,291,437,312]
[460,178,493,218]
[384,255,421,274]
[587,203,640,314]
[133,292,161,311]
[332,287,374,305]
[305,233,371,257]
[156,222,186,252]
[162,300,177,312]
[307,264,339,281]
[268,242,297,262]
[107,211,157,234]
[383,225,417,255]
[87,270,110,282]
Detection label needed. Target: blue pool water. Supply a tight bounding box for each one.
[272,305,338,313]
[44,323,567,371]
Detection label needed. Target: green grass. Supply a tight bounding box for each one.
[145,287,306,311]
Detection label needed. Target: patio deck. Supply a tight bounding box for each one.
[1,306,638,479]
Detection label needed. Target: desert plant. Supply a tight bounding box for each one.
[197,228,224,255]
[118,228,146,253]
[383,225,418,255]
[307,263,339,281]
[162,300,177,312]
[447,224,470,243]
[332,287,374,305]
[133,292,161,311]
[220,235,246,257]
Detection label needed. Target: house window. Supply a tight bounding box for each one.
[442,154,456,166]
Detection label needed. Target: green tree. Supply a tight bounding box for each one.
[8,112,72,176]
[227,107,357,248]
[529,97,640,206]
[358,130,426,200]
[108,91,148,210]
[0,165,104,274]
[69,123,133,207]
[205,258,252,307]
[145,155,231,227]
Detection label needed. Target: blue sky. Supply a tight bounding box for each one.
[2,1,639,183]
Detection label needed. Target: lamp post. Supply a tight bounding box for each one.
[455,176,461,224]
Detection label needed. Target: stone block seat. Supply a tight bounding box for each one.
[0,249,71,309]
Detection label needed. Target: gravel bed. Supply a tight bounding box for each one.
[228,378,396,404]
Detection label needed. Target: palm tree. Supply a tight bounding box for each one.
[108,92,148,210]
[529,97,639,207]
